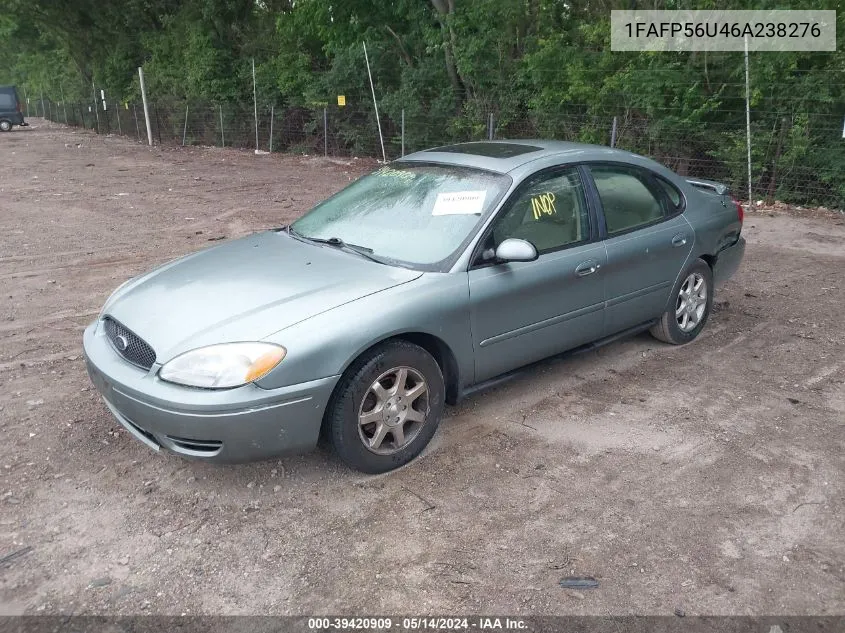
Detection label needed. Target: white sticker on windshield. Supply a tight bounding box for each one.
[432,190,487,216]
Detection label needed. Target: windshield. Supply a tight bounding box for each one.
[290,163,511,267]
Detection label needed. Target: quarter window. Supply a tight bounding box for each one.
[654,176,683,210]
[490,168,590,254]
[590,166,665,235]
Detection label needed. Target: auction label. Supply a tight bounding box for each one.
[432,191,487,216]
[611,10,836,51]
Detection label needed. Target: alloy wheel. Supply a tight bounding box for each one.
[676,272,707,332]
[357,366,429,455]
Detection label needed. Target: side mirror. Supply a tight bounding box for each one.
[495,238,538,263]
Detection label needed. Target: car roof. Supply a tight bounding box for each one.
[396,139,662,176]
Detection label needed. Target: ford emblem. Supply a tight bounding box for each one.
[115,335,129,351]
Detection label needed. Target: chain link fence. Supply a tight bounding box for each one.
[29,95,844,209]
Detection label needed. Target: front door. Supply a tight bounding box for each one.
[586,164,694,335]
[468,166,606,383]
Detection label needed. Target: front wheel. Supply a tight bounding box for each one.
[650,259,714,345]
[324,340,445,473]
[0,120,12,132]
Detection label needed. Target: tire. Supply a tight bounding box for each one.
[324,340,445,473]
[0,120,12,132]
[650,258,714,345]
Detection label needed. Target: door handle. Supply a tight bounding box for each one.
[575,260,601,276]
[672,233,688,247]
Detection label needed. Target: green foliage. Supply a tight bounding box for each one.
[1,0,845,205]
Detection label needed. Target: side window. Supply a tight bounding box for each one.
[490,168,590,254]
[654,176,684,212]
[590,166,665,235]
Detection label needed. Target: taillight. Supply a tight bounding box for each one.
[16,101,22,113]
[732,198,744,224]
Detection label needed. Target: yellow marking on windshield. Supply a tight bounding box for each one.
[374,166,416,183]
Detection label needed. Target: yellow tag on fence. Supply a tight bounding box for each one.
[337,95,346,106]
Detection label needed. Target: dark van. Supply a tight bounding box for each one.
[0,86,27,131]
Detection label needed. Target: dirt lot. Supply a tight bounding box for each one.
[0,120,843,617]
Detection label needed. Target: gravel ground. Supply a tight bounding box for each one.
[1,120,843,616]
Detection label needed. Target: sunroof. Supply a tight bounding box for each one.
[428,142,543,159]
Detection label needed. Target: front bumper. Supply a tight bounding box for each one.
[82,321,339,463]
[713,236,746,286]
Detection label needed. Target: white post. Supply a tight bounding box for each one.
[363,42,387,162]
[610,116,618,147]
[252,58,259,151]
[744,35,752,205]
[138,68,153,146]
[401,108,405,157]
[182,103,189,146]
[323,107,328,157]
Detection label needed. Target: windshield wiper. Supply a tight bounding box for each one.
[287,228,385,264]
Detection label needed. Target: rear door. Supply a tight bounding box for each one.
[585,163,694,336]
[467,165,606,382]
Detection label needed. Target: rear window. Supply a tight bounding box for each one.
[0,91,16,109]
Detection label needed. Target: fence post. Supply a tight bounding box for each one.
[269,106,274,152]
[181,103,189,146]
[744,34,752,204]
[487,112,494,141]
[116,105,122,135]
[401,108,405,157]
[610,116,618,148]
[323,107,328,157]
[219,105,225,148]
[138,67,153,146]
[252,58,259,151]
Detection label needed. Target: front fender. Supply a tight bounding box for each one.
[255,273,474,390]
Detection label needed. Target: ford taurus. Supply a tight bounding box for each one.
[83,141,745,473]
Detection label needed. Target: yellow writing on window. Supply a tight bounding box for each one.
[531,192,556,219]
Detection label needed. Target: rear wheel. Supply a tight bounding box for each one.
[324,340,445,473]
[650,259,713,345]
[0,120,12,132]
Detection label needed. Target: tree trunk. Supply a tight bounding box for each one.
[430,0,468,104]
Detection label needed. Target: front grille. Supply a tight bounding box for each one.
[103,317,157,370]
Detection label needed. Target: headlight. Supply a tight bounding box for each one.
[159,343,286,389]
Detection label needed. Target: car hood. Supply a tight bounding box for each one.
[104,230,422,361]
